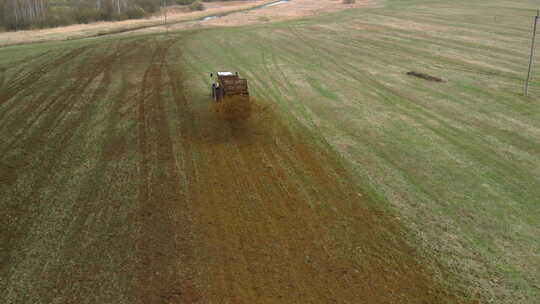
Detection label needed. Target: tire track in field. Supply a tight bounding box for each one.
[286,23,538,209]
[0,45,116,193]
[0,42,130,154]
[0,50,55,95]
[163,97,456,303]
[220,131,298,301]
[0,49,53,72]
[135,37,190,304]
[215,137,289,301]
[227,120,378,302]
[228,122,327,302]
[26,41,149,303]
[269,126,423,301]
[250,134,347,301]
[190,134,259,302]
[251,34,402,300]
[164,57,201,303]
[167,46,262,302]
[0,58,73,130]
[0,43,127,298]
[227,123,337,302]
[0,68,5,89]
[0,48,87,106]
[0,48,87,125]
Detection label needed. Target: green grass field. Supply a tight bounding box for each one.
[1,0,539,303]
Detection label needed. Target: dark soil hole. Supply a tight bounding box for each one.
[407,71,445,82]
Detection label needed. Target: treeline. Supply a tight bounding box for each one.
[0,0,228,31]
[0,0,161,30]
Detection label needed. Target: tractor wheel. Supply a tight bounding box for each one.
[215,87,222,103]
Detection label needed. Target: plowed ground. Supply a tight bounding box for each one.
[1,37,461,303]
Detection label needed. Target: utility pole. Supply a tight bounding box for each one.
[165,0,169,34]
[525,9,539,96]
[161,0,167,32]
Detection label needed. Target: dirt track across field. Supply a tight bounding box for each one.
[1,37,462,303]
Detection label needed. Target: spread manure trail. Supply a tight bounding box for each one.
[214,95,253,121]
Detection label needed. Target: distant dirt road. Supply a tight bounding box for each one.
[0,0,276,47]
[1,37,459,303]
[0,0,376,47]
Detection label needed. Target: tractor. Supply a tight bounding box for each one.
[210,72,252,120]
[210,72,250,103]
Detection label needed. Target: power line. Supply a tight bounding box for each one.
[525,9,539,96]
